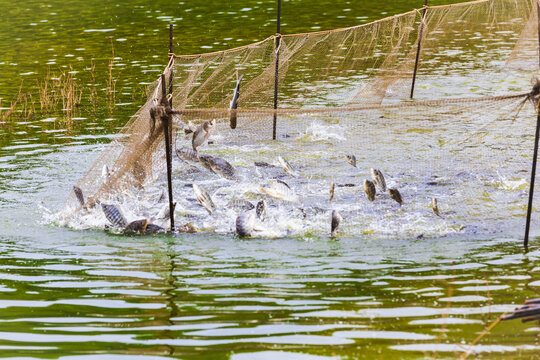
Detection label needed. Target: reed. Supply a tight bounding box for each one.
[106,38,117,112]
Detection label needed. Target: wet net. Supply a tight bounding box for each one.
[59,0,540,238]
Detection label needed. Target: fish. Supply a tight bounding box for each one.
[176,147,199,162]
[73,186,85,207]
[346,154,356,167]
[389,188,403,206]
[363,179,376,201]
[260,180,298,202]
[192,119,216,151]
[102,164,111,183]
[256,199,267,221]
[331,210,342,236]
[330,183,335,202]
[101,203,127,228]
[156,203,171,220]
[226,199,255,212]
[124,219,149,234]
[229,74,244,129]
[192,183,216,214]
[432,197,441,217]
[177,222,198,233]
[236,212,256,238]
[254,161,276,168]
[370,168,387,192]
[198,154,236,180]
[277,155,297,177]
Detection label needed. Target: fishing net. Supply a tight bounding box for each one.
[58,0,540,238]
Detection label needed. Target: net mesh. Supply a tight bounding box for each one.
[59,0,540,237]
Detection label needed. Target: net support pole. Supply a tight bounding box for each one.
[272,0,281,140]
[169,24,173,56]
[524,112,540,248]
[161,74,175,233]
[410,0,428,99]
[524,1,540,248]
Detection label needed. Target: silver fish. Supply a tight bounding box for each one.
[229,74,244,129]
[192,119,216,151]
[226,199,255,212]
[192,183,216,214]
[389,188,403,206]
[370,168,387,192]
[277,155,297,177]
[256,199,268,222]
[236,212,256,238]
[331,210,342,236]
[102,164,111,183]
[364,179,376,202]
[198,154,236,180]
[176,147,199,162]
[346,154,356,167]
[330,183,335,202]
[101,203,127,228]
[156,203,170,220]
[261,180,298,202]
[73,186,85,207]
[432,197,441,217]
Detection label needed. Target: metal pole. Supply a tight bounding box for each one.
[524,1,540,248]
[161,74,175,232]
[410,0,428,99]
[272,0,281,140]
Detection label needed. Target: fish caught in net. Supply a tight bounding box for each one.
[55,0,540,238]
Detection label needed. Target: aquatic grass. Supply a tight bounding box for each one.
[106,37,117,114]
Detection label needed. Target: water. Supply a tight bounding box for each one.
[1,0,540,358]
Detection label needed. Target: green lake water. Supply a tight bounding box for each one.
[1,0,540,359]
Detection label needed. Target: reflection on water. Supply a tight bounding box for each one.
[0,235,539,359]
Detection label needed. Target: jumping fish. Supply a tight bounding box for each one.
[261,180,298,202]
[256,199,267,222]
[192,183,216,214]
[101,203,128,228]
[102,164,111,183]
[389,188,403,206]
[226,199,255,212]
[176,147,199,163]
[364,179,376,202]
[156,203,171,220]
[73,186,85,207]
[370,168,387,192]
[229,73,244,129]
[277,156,297,177]
[198,154,237,180]
[432,197,441,217]
[192,119,216,151]
[236,211,256,238]
[330,183,335,202]
[346,154,356,168]
[331,210,342,236]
